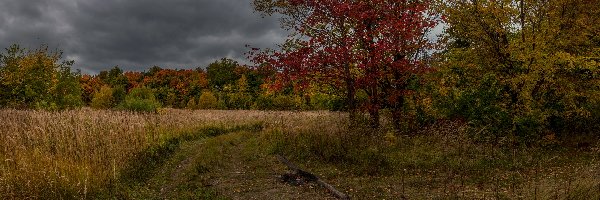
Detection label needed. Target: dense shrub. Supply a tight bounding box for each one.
[227,92,253,110]
[434,0,600,142]
[272,95,301,110]
[117,98,161,113]
[309,93,345,111]
[253,94,274,110]
[112,85,126,107]
[91,85,114,109]
[253,94,302,110]
[186,98,198,109]
[198,91,218,109]
[116,87,161,112]
[434,55,600,143]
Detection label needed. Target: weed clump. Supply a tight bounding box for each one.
[266,125,392,175]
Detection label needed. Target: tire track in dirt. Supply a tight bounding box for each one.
[151,130,335,199]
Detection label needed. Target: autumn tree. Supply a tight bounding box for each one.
[251,0,438,128]
[124,71,144,91]
[0,44,82,109]
[436,0,600,138]
[252,0,360,121]
[78,58,269,110]
[80,74,103,105]
[139,68,197,108]
[91,85,114,109]
[350,0,438,128]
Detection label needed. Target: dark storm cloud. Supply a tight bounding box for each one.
[0,0,287,74]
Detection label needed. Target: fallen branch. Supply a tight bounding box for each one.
[276,154,350,200]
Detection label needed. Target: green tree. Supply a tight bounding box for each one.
[117,87,161,112]
[53,65,83,109]
[106,66,128,88]
[206,58,240,90]
[227,75,254,109]
[0,45,54,108]
[111,85,126,107]
[0,44,81,110]
[0,45,23,106]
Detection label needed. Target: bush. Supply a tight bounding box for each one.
[253,94,274,110]
[327,96,347,111]
[186,98,198,109]
[116,87,161,112]
[91,85,114,109]
[433,52,600,143]
[272,95,301,110]
[112,85,126,107]
[117,98,161,113]
[227,93,253,110]
[198,91,218,109]
[253,94,304,111]
[309,92,344,111]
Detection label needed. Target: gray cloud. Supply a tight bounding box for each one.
[0,0,287,74]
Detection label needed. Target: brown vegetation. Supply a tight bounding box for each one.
[0,109,598,199]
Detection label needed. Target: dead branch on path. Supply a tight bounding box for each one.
[276,154,350,200]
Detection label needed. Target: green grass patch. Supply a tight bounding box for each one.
[259,121,600,199]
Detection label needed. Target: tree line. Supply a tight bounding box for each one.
[0,46,347,112]
[1,0,598,141]
[78,58,351,112]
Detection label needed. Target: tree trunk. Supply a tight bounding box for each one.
[368,85,380,129]
[345,69,357,124]
[391,96,404,132]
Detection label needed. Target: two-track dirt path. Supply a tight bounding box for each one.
[128,130,336,199]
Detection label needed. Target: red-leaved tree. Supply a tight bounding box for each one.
[251,0,438,129]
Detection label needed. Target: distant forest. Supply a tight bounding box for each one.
[0,45,343,112]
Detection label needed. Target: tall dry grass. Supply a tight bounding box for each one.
[0,108,345,198]
[0,108,157,198]
[2,108,596,199]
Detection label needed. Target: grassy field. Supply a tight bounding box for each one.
[0,108,598,199]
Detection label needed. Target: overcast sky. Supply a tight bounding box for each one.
[0,0,287,74]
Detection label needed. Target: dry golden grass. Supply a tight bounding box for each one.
[1,108,597,199]
[0,108,345,198]
[1,108,151,198]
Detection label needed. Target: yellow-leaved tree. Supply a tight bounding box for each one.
[433,0,600,141]
[0,44,82,110]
